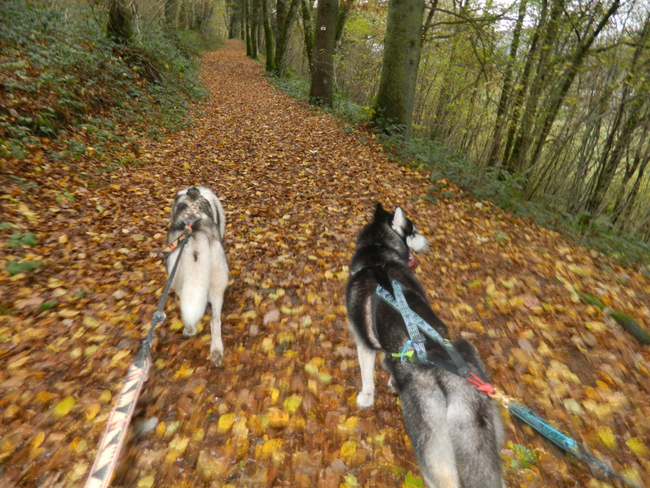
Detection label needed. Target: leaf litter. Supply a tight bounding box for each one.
[1,40,650,488]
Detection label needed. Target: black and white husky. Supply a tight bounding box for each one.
[345,203,504,488]
[167,186,229,366]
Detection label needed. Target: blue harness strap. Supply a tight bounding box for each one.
[375,280,481,385]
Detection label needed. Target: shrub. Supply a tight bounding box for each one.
[0,0,214,160]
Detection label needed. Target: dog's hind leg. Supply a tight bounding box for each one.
[447,391,504,488]
[208,245,229,366]
[401,383,460,488]
[355,339,377,409]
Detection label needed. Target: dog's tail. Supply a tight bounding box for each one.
[176,233,211,329]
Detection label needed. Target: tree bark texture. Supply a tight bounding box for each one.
[373,0,426,140]
[301,0,315,73]
[262,0,275,72]
[335,0,355,48]
[250,0,260,59]
[485,0,528,168]
[310,0,339,107]
[107,0,134,44]
[274,0,300,76]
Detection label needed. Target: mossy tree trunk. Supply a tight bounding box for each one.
[249,0,260,60]
[373,0,425,140]
[309,0,338,107]
[300,0,314,74]
[334,0,354,49]
[262,0,275,72]
[244,0,252,57]
[164,0,179,33]
[107,0,134,44]
[274,0,300,76]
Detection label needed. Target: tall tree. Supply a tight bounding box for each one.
[262,0,275,72]
[245,0,252,57]
[250,0,261,60]
[485,0,528,168]
[164,0,179,33]
[373,0,426,140]
[335,0,355,48]
[310,0,339,107]
[274,0,300,76]
[107,0,134,44]
[301,0,315,73]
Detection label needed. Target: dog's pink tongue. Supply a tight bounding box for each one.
[408,252,415,268]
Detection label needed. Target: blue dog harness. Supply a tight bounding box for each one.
[375,279,493,394]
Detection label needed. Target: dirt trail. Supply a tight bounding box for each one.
[2,40,650,488]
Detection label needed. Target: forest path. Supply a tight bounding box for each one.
[2,40,650,488]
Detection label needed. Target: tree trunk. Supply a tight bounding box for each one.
[524,0,621,183]
[583,99,645,218]
[245,0,252,57]
[262,0,275,72]
[611,131,650,227]
[310,0,339,107]
[507,0,562,174]
[500,20,541,171]
[335,0,355,48]
[226,0,240,39]
[485,0,528,168]
[274,0,300,76]
[250,0,260,59]
[373,0,426,140]
[301,0,314,74]
[107,0,134,44]
[164,0,179,33]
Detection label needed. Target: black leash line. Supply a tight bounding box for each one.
[84,226,191,488]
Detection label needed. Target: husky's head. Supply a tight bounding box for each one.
[389,206,430,254]
[171,186,215,224]
[369,203,430,266]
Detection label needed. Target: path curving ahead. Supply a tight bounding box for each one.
[2,40,650,488]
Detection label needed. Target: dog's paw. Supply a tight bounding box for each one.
[210,350,223,367]
[356,390,375,409]
[182,326,197,337]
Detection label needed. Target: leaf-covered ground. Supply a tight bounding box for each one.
[2,40,650,488]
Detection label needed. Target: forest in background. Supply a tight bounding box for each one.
[2,0,649,266]
[228,0,650,266]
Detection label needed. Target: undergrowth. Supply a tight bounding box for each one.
[0,0,214,163]
[271,76,650,269]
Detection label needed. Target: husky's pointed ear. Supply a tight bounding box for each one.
[393,207,405,227]
[392,207,406,236]
[374,202,385,217]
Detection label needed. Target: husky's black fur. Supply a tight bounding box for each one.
[345,203,504,488]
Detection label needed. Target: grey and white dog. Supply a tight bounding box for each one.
[167,186,229,366]
[345,203,504,488]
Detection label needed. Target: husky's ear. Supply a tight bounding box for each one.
[392,207,406,236]
[374,202,385,218]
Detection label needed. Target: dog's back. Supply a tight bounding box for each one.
[346,204,504,488]
[167,186,229,365]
